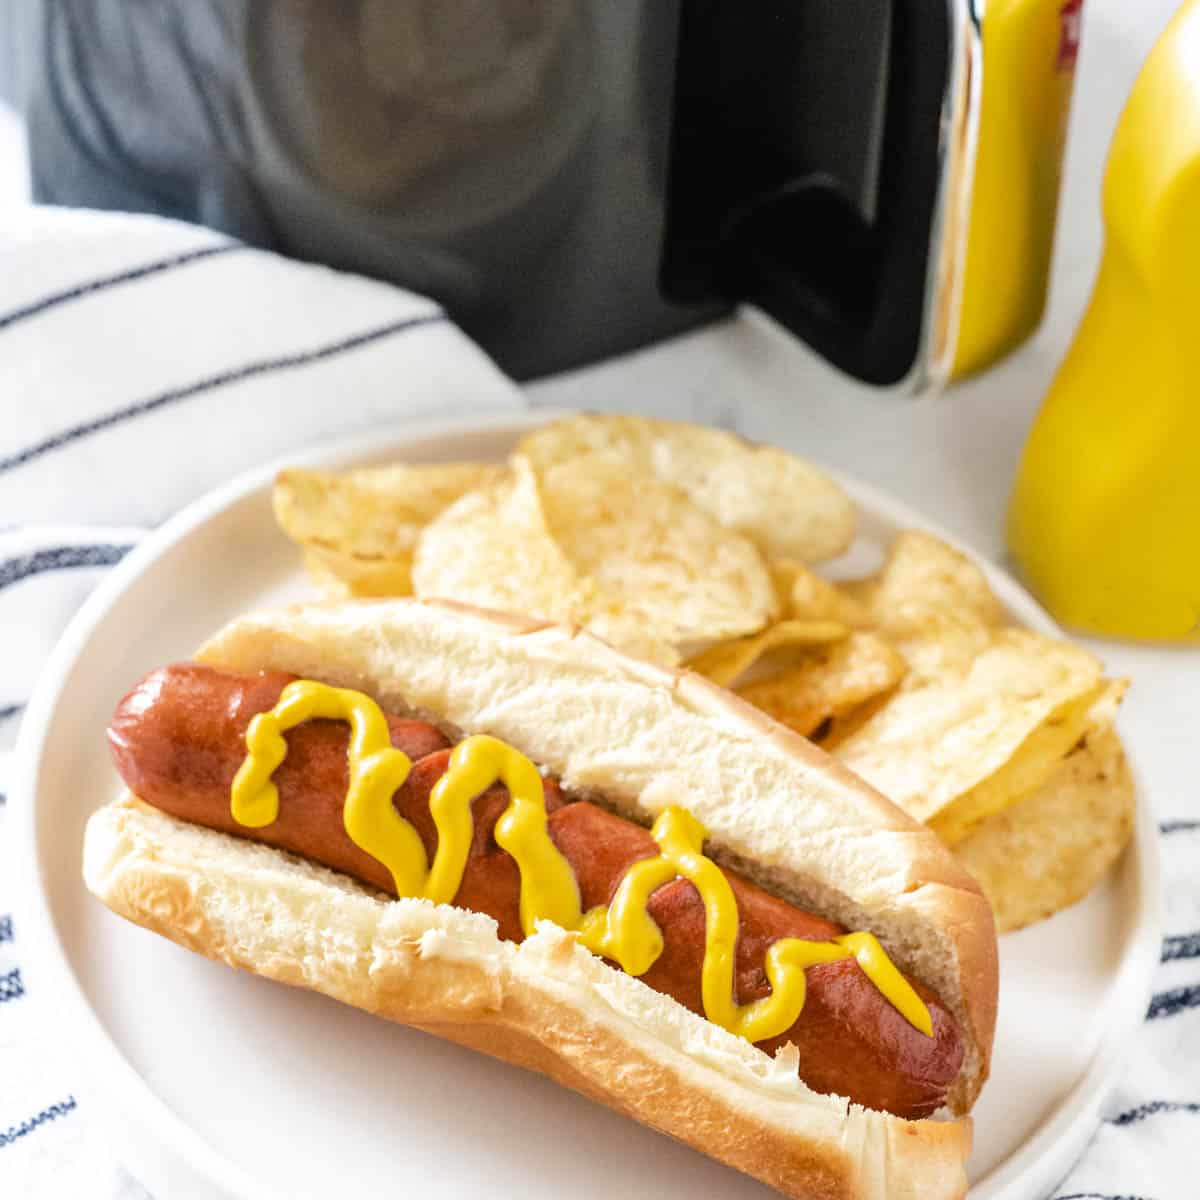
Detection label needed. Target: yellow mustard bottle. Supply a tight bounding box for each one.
[953,0,1082,378]
[1008,0,1200,640]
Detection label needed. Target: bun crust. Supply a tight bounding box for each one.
[85,797,971,1200]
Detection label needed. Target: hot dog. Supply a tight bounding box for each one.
[108,663,964,1119]
[84,599,997,1200]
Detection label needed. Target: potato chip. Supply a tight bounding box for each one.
[734,632,908,739]
[953,697,1134,931]
[850,530,1006,639]
[1076,676,1128,731]
[685,619,849,688]
[275,463,504,556]
[412,454,772,655]
[834,629,1105,829]
[818,691,894,749]
[275,463,506,596]
[303,545,412,597]
[889,620,996,687]
[518,414,855,562]
[537,451,777,644]
[412,458,584,623]
[770,560,872,627]
[302,549,353,599]
[930,680,1108,845]
[836,576,880,610]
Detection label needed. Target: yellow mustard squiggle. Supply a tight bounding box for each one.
[232,680,427,895]
[233,683,583,936]
[231,680,933,1042]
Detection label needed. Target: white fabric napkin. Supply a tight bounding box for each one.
[0,204,523,1199]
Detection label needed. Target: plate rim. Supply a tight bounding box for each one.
[8,409,1162,1200]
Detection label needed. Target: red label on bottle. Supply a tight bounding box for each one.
[1058,0,1084,71]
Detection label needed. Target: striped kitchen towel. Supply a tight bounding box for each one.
[1048,813,1200,1200]
[0,204,524,1199]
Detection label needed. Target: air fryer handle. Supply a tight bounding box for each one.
[660,0,954,386]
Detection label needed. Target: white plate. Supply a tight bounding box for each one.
[11,411,1161,1200]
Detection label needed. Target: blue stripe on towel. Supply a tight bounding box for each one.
[1160,820,1200,834]
[0,543,132,592]
[0,311,446,475]
[0,1097,78,1150]
[1056,1194,1156,1200]
[1147,984,1200,1020]
[0,916,11,944]
[1110,1100,1200,1126]
[0,244,240,333]
[1163,933,1200,963]
[0,969,24,1004]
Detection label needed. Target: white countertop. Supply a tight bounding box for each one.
[530,0,1199,823]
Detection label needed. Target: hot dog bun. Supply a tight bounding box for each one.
[84,598,997,1200]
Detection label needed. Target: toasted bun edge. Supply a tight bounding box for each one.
[84,797,971,1200]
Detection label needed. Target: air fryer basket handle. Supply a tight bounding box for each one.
[660,0,953,386]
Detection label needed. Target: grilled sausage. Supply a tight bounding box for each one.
[107,663,963,1118]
